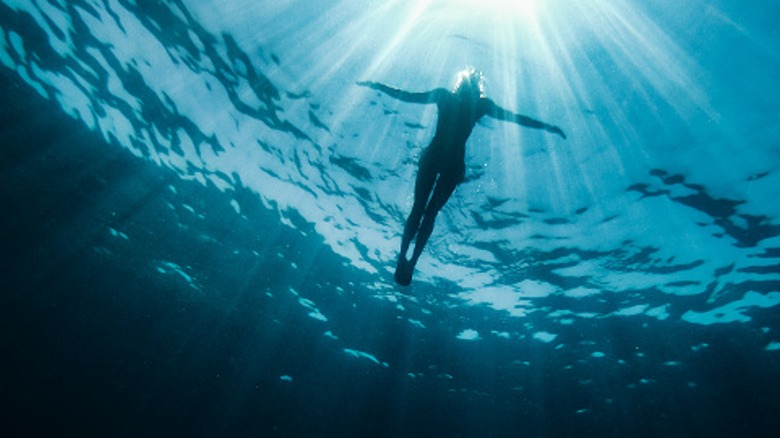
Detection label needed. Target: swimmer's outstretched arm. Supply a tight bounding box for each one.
[485,99,567,139]
[357,81,447,104]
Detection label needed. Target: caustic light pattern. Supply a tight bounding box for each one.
[1,0,780,434]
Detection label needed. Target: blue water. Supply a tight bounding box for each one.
[1,0,779,436]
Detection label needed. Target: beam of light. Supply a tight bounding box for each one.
[442,0,544,23]
[184,0,758,286]
[228,0,718,258]
[2,0,774,322]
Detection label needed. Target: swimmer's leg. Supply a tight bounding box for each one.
[408,178,458,270]
[399,156,436,260]
[394,256,413,286]
[396,160,436,286]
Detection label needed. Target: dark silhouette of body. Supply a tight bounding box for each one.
[358,69,566,286]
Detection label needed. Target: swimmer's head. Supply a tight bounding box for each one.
[453,68,486,100]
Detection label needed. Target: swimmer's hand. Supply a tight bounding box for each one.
[548,125,567,140]
[356,80,376,88]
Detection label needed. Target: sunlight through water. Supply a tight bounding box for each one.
[2,0,778,318]
[2,0,780,433]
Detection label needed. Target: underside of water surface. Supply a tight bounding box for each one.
[1,0,779,436]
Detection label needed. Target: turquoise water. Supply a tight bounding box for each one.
[1,0,779,436]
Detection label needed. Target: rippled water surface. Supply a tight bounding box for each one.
[2,1,779,436]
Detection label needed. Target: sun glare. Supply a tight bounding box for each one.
[444,0,544,22]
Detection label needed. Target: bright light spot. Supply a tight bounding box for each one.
[532,331,557,343]
[456,329,481,341]
[449,0,543,15]
[438,0,545,22]
[483,0,541,15]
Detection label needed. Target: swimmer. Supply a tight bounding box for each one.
[358,68,566,285]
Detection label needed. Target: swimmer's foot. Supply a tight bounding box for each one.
[394,256,413,286]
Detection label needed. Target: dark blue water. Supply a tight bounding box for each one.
[2,1,779,436]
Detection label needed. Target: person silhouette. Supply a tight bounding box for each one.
[358,68,566,286]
